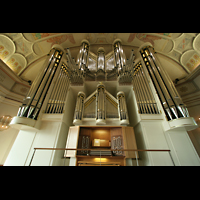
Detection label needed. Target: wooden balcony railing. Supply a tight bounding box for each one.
[29,148,174,166]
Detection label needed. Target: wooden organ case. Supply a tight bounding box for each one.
[65,126,138,166]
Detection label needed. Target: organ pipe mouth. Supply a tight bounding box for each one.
[117,91,125,97]
[97,47,105,53]
[97,83,105,89]
[81,39,90,48]
[113,38,122,46]
[78,91,85,98]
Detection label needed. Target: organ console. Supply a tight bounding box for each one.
[65,126,138,166]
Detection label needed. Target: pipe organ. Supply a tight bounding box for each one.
[132,62,159,114]
[113,40,135,84]
[74,39,135,84]
[45,63,70,114]
[73,83,129,126]
[140,46,189,121]
[17,48,64,120]
[10,46,75,129]
[7,40,200,166]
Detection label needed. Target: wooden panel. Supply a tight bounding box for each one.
[91,128,110,140]
[110,127,122,137]
[77,156,126,166]
[122,127,138,158]
[65,126,80,157]
[79,127,92,136]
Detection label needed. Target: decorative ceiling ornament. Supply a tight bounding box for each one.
[6,53,27,74]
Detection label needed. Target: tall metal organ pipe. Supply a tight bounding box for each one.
[73,92,85,124]
[45,63,70,114]
[117,91,129,125]
[17,48,63,120]
[140,46,189,121]
[97,49,105,71]
[113,40,126,75]
[76,40,89,72]
[132,62,159,114]
[96,84,106,123]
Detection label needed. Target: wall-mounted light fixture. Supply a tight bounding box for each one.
[0,115,12,131]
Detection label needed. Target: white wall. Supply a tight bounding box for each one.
[4,87,77,166]
[0,128,18,165]
[0,101,20,165]
[165,127,200,166]
[187,104,200,157]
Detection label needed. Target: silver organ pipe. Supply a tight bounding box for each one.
[77,41,89,72]
[45,63,70,114]
[96,84,106,121]
[132,62,159,114]
[73,92,85,122]
[77,48,82,68]
[114,41,126,74]
[66,48,73,65]
[114,40,134,84]
[97,50,105,71]
[117,91,129,122]
[79,43,85,70]
[140,46,189,120]
[66,48,83,85]
[96,48,106,81]
[17,48,63,120]
[73,83,130,125]
[148,48,189,118]
[140,64,159,114]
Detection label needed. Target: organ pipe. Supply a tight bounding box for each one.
[96,84,106,121]
[72,83,130,125]
[113,40,126,75]
[140,46,189,121]
[133,62,159,114]
[97,48,105,71]
[76,40,89,72]
[17,48,63,120]
[114,40,134,84]
[45,63,70,114]
[117,91,129,124]
[73,92,85,123]
[96,48,106,81]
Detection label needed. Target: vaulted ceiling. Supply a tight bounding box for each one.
[0,33,200,83]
